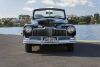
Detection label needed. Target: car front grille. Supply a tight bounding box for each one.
[52,29,66,36]
[32,28,67,36]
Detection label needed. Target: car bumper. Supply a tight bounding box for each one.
[23,36,76,45]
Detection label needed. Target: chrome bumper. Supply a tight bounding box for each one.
[23,36,76,45]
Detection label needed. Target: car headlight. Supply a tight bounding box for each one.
[24,26,32,33]
[67,26,75,33]
[38,25,43,28]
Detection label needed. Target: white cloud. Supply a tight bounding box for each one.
[56,1,76,7]
[80,0,88,5]
[88,1,95,7]
[46,6,54,8]
[41,0,94,7]
[58,0,94,7]
[23,0,36,11]
[42,0,55,6]
[23,7,34,11]
[26,0,36,4]
[23,0,95,11]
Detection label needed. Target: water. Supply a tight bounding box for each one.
[76,25,100,40]
[0,25,100,40]
[0,27,23,35]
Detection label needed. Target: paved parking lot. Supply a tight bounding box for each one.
[0,35,100,67]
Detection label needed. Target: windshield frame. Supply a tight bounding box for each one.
[33,8,66,20]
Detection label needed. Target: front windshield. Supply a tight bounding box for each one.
[33,9,66,19]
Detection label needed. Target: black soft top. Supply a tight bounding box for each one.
[33,8,65,11]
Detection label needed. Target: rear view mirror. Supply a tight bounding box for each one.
[46,12,53,14]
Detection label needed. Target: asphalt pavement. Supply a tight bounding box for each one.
[0,35,100,67]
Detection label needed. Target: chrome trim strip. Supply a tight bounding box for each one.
[23,37,76,44]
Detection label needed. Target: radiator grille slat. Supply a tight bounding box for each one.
[32,29,67,36]
[52,29,66,36]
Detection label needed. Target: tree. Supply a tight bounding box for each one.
[85,16,91,24]
[97,18,100,24]
[68,17,79,24]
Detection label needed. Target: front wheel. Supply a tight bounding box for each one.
[67,44,74,52]
[25,44,32,53]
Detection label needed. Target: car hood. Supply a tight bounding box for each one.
[37,18,67,23]
[32,18,68,25]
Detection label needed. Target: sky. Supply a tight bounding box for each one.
[0,0,100,18]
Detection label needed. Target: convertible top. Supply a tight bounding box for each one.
[33,8,65,11]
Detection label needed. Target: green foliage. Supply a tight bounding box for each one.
[97,19,100,24]
[2,20,14,27]
[69,16,92,24]
[85,16,91,24]
[68,17,79,24]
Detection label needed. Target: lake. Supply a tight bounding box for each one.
[0,25,100,40]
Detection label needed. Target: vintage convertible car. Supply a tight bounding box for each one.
[23,8,76,53]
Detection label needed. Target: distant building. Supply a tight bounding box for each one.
[19,15,31,25]
[94,13,99,20]
[90,16,96,24]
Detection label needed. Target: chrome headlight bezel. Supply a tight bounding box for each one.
[67,26,76,33]
[24,26,32,33]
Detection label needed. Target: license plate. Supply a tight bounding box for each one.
[44,37,57,43]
